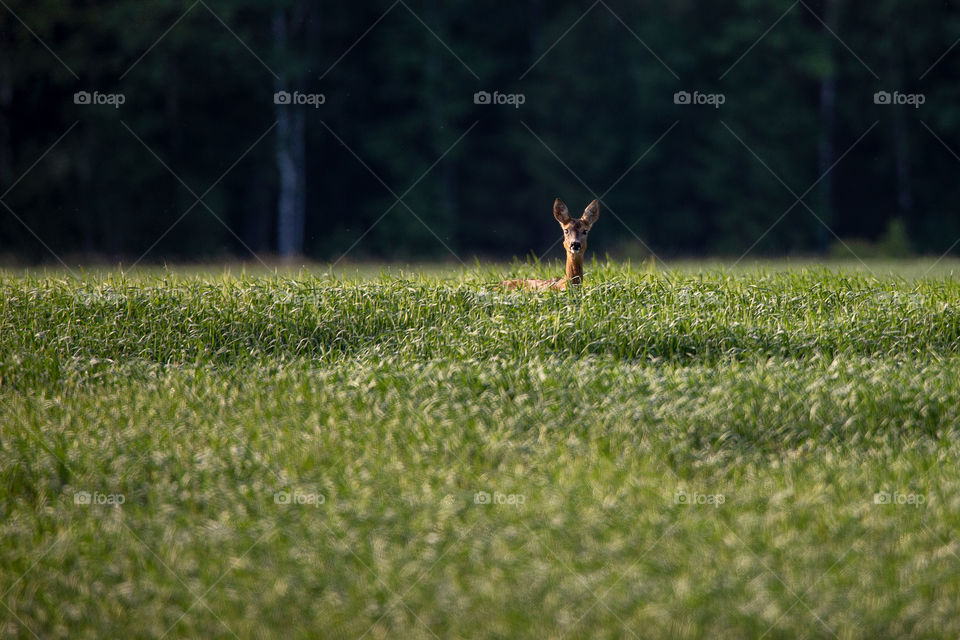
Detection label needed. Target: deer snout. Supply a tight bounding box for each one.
[569,242,582,253]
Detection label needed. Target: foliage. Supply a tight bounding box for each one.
[2,1,960,261]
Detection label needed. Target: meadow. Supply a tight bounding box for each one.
[2,259,960,639]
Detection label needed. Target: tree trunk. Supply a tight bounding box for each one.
[424,0,456,255]
[0,58,12,188]
[890,16,912,216]
[274,7,306,258]
[892,111,912,214]
[527,0,543,63]
[816,0,840,252]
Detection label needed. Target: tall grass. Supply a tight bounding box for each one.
[3,266,959,383]
[2,262,959,638]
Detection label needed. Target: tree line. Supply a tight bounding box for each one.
[1,0,959,263]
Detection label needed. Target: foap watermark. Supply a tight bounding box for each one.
[74,91,125,109]
[274,90,326,108]
[469,290,523,308]
[274,488,325,507]
[74,490,125,506]
[673,90,724,109]
[473,90,525,109]
[675,488,725,508]
[474,490,525,508]
[873,91,924,108]
[873,490,925,507]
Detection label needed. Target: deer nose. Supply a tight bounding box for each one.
[570,242,581,252]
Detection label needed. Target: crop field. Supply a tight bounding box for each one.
[2,260,960,639]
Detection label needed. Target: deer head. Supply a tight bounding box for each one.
[499,198,601,291]
[553,198,599,284]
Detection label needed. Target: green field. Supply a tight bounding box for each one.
[3,260,960,639]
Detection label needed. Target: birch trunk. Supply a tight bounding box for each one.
[274,7,306,258]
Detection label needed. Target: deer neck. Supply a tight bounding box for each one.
[565,253,584,285]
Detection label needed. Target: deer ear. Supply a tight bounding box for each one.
[554,198,572,225]
[582,199,599,229]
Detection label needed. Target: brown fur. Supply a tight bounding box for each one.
[501,198,599,291]
[501,276,567,291]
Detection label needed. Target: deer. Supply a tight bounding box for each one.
[501,198,600,291]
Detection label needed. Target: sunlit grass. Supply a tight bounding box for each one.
[2,260,959,639]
